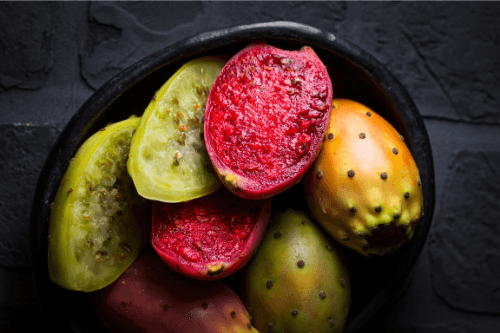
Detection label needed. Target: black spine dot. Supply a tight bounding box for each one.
[342,235,349,241]
[380,172,388,180]
[328,319,335,327]
[392,147,399,155]
[274,231,281,239]
[328,133,334,140]
[417,180,422,187]
[348,169,355,177]
[319,291,327,299]
[231,311,236,318]
[359,133,366,139]
[393,213,400,220]
[349,207,357,213]
[266,279,273,289]
[404,192,410,199]
[375,206,382,213]
[297,260,305,268]
[366,111,372,117]
[291,309,299,316]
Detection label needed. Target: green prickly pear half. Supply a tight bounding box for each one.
[240,209,350,333]
[204,42,333,200]
[151,187,271,280]
[303,99,424,256]
[127,56,227,203]
[92,252,259,333]
[48,116,151,292]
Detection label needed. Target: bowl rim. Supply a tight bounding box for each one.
[30,21,435,333]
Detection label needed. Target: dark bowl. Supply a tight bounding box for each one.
[30,21,435,333]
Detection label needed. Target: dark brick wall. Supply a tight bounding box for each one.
[1,2,499,332]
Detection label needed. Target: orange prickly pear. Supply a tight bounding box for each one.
[303,99,423,256]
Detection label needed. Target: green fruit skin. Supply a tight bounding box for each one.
[127,56,226,203]
[240,209,350,333]
[93,252,259,333]
[48,116,150,292]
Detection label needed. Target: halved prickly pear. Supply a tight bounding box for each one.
[304,99,424,256]
[151,187,271,280]
[48,116,150,292]
[204,42,333,199]
[240,209,350,333]
[93,252,259,333]
[127,56,227,203]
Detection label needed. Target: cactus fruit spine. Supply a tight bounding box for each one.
[304,99,424,256]
[240,209,350,333]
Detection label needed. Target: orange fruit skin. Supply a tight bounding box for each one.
[304,99,423,256]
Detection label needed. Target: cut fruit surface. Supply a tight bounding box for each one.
[151,187,271,280]
[48,116,150,292]
[128,56,227,203]
[204,42,333,199]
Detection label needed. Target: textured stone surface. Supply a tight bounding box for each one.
[429,150,500,314]
[80,1,348,90]
[339,2,500,125]
[0,3,57,91]
[0,124,60,267]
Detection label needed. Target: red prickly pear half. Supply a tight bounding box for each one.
[92,252,258,333]
[151,187,271,280]
[304,99,424,256]
[204,42,333,199]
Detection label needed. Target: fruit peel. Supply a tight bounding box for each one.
[304,99,424,256]
[92,252,259,333]
[240,209,350,332]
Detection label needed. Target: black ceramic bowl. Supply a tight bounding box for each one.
[30,22,435,333]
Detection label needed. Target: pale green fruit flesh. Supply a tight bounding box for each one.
[48,116,150,292]
[127,56,227,203]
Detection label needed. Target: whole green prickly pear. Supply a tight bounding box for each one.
[240,209,350,333]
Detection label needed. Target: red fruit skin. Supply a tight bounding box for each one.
[92,252,257,333]
[205,42,333,199]
[151,188,271,281]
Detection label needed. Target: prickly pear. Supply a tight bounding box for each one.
[240,209,350,333]
[48,116,150,292]
[204,42,333,199]
[127,56,226,203]
[151,187,271,280]
[93,252,259,333]
[303,99,424,256]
